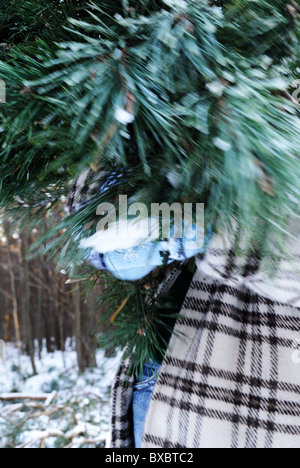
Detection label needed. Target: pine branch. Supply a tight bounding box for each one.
[0,0,299,367]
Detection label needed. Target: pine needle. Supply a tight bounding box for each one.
[110,296,130,324]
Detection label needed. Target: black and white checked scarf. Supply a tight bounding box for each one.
[111,235,300,449]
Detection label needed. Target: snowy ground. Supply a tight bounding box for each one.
[0,341,121,448]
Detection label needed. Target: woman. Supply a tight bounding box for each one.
[68,172,300,448]
[110,233,300,449]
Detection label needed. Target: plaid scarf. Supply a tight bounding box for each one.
[111,235,300,448]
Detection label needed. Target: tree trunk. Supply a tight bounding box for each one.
[37,267,44,360]
[6,237,21,359]
[74,287,83,372]
[81,312,97,369]
[53,272,65,366]
[20,232,37,376]
[0,247,4,341]
[74,288,97,372]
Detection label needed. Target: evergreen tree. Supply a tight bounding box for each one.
[0,0,299,373]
